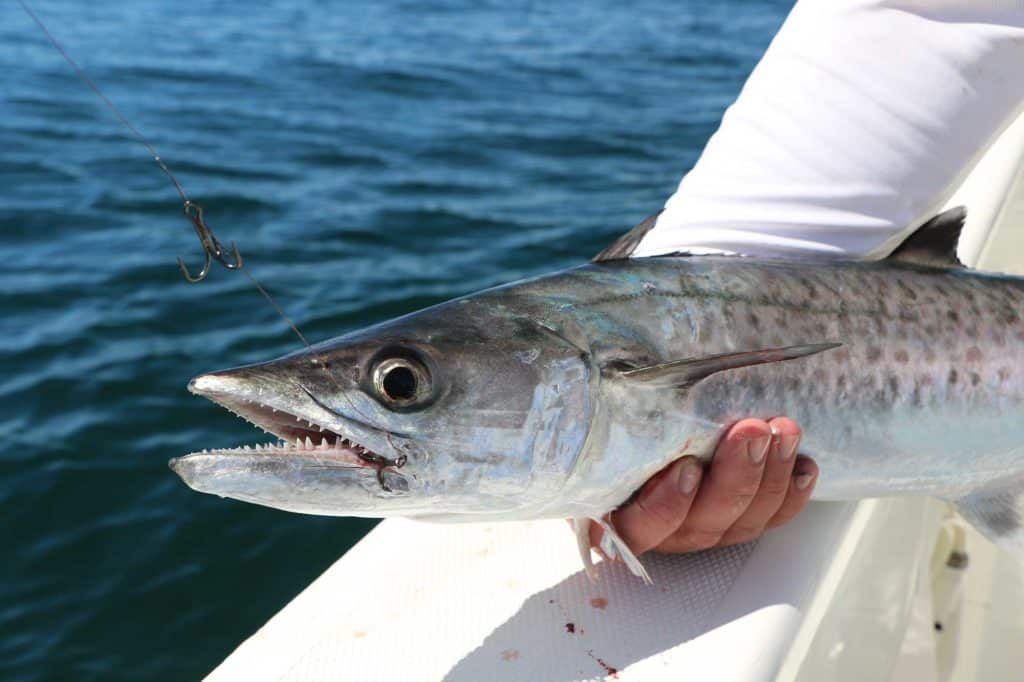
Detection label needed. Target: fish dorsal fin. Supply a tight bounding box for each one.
[609,342,842,388]
[593,210,662,262]
[887,206,966,268]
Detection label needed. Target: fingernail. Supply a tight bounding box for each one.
[778,434,799,461]
[679,458,701,495]
[795,471,815,490]
[746,435,770,464]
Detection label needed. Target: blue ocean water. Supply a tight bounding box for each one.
[0,1,788,678]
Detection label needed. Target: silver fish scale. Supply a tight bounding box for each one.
[520,257,1024,510]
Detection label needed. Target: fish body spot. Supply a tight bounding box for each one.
[513,349,541,364]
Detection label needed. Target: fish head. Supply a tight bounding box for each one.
[170,297,593,519]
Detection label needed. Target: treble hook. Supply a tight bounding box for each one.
[177,200,243,282]
[356,450,408,492]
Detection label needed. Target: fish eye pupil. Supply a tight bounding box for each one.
[382,365,417,401]
[372,355,431,408]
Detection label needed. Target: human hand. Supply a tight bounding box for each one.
[591,417,817,554]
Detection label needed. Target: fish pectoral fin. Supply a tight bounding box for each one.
[608,342,842,389]
[571,517,653,584]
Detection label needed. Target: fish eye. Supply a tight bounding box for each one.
[371,356,431,408]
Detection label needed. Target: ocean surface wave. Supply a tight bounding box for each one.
[0,0,787,679]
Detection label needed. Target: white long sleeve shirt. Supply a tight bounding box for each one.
[632,0,1024,260]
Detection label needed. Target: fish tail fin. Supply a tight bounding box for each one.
[952,477,1024,559]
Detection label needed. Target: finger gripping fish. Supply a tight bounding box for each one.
[170,207,1024,582]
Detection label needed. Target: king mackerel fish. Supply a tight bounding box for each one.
[170,208,1024,582]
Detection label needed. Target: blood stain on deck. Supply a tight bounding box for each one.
[587,650,619,679]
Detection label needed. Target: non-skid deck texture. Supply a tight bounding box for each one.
[208,505,857,681]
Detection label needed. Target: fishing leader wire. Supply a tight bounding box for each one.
[15,0,313,345]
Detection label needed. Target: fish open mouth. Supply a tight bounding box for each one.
[177,372,401,472]
[171,371,411,496]
[184,392,375,462]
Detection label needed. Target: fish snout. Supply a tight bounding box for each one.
[188,370,253,397]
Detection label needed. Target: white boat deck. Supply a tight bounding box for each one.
[208,499,935,681]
